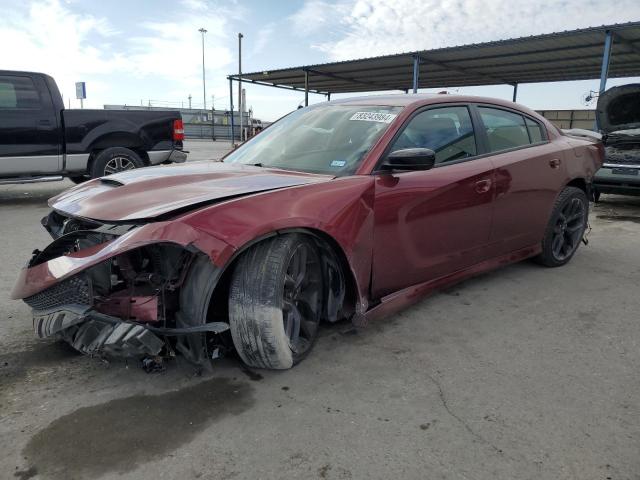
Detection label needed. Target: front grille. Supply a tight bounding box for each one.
[25,275,92,311]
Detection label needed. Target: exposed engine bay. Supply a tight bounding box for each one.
[23,211,230,367]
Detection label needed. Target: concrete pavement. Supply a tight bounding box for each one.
[1,141,639,479]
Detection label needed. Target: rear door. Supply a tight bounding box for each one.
[473,105,567,255]
[0,74,61,176]
[371,104,495,298]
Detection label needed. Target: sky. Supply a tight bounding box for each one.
[1,0,640,121]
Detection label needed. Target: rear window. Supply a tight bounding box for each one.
[478,107,530,152]
[0,75,40,109]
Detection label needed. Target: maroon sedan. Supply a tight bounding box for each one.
[12,95,603,369]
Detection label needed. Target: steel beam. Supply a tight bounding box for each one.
[412,54,420,93]
[228,76,326,95]
[599,30,613,93]
[305,68,406,92]
[228,77,235,146]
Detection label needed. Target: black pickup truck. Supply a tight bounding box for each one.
[0,70,187,184]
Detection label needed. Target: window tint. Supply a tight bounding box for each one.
[526,117,544,143]
[0,76,40,109]
[390,106,476,164]
[478,107,530,152]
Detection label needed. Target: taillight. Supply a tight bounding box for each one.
[173,119,184,141]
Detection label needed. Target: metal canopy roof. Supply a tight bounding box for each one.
[229,22,640,95]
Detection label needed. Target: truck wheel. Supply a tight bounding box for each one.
[228,234,324,369]
[90,147,144,178]
[535,186,588,267]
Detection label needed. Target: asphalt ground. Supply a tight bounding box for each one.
[1,140,639,479]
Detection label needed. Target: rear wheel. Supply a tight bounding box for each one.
[535,186,588,267]
[90,147,144,178]
[229,234,324,369]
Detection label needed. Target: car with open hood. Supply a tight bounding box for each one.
[593,84,640,200]
[11,94,603,370]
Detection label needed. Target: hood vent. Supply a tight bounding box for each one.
[99,178,124,187]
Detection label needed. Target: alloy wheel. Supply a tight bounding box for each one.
[551,197,586,261]
[282,243,322,356]
[104,156,136,175]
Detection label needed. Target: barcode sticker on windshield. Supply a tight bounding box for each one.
[349,112,397,123]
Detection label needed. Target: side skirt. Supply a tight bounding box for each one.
[363,244,541,324]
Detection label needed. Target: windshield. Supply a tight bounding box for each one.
[223,104,402,175]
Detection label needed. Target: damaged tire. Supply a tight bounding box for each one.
[535,186,588,267]
[229,234,324,369]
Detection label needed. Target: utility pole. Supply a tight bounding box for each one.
[199,27,208,110]
[211,95,216,141]
[188,94,192,109]
[238,32,243,142]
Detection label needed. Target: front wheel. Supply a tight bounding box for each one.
[229,234,324,369]
[535,186,588,267]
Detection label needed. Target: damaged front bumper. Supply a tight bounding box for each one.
[32,303,229,358]
[13,215,235,363]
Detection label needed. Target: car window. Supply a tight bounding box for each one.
[0,75,40,109]
[390,106,477,164]
[525,117,544,143]
[478,107,530,152]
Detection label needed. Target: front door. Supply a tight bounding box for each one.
[0,74,60,176]
[371,105,495,298]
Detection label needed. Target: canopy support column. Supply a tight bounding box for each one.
[599,30,613,94]
[512,83,518,102]
[412,54,420,93]
[229,77,235,146]
[304,70,309,106]
[327,92,331,101]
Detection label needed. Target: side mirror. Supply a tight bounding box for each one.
[381,148,436,172]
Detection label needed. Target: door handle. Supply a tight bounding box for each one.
[475,179,492,194]
[37,119,52,127]
[549,158,561,169]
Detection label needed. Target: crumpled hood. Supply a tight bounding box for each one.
[596,84,640,133]
[50,161,333,222]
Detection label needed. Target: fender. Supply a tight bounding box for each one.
[178,174,377,313]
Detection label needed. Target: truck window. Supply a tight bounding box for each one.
[0,75,41,109]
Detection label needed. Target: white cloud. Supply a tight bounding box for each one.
[297,0,640,60]
[289,0,351,37]
[0,0,239,108]
[249,22,275,58]
[0,0,126,105]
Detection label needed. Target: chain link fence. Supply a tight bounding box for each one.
[104,105,258,140]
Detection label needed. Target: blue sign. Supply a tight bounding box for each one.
[75,82,86,100]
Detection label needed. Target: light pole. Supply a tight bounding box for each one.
[238,32,243,142]
[198,27,207,110]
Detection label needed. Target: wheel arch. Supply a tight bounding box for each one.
[206,227,362,325]
[565,177,594,200]
[566,177,588,193]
